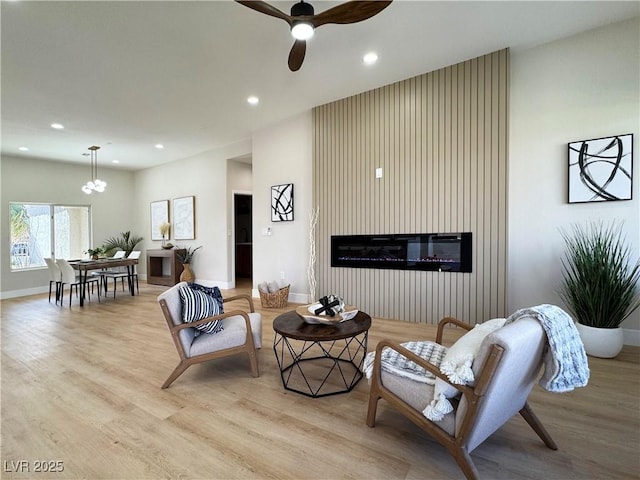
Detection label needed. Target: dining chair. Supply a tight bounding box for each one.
[102,250,141,297]
[56,258,101,306]
[44,257,61,303]
[90,250,126,288]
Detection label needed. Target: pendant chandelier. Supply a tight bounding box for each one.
[81,145,107,194]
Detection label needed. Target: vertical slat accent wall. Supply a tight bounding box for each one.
[313,49,509,325]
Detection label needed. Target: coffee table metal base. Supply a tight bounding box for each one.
[273,331,368,398]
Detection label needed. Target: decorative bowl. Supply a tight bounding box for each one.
[296,304,359,325]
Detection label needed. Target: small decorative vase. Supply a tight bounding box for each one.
[575,322,624,358]
[92,254,99,261]
[180,263,195,283]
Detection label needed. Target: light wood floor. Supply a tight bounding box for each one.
[1,282,639,479]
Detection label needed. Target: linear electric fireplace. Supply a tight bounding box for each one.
[331,233,472,273]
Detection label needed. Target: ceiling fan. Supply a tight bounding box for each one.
[236,0,393,71]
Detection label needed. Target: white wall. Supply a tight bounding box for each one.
[132,140,251,288]
[0,155,135,297]
[509,17,640,343]
[251,111,313,303]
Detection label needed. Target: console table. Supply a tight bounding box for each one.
[147,249,185,286]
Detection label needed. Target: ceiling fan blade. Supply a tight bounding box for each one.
[235,1,293,26]
[288,40,307,72]
[312,1,393,27]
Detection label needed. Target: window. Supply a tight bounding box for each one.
[10,203,92,271]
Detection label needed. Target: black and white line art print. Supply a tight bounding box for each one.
[271,183,294,222]
[568,133,633,203]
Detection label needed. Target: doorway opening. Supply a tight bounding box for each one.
[234,194,253,287]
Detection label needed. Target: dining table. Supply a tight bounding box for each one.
[70,257,139,306]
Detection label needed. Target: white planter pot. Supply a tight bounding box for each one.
[575,322,624,358]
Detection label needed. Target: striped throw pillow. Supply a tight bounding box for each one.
[179,285,224,335]
[188,283,224,311]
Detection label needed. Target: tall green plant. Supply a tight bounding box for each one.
[559,222,640,328]
[103,231,143,257]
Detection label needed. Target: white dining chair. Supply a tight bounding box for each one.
[44,257,61,303]
[111,250,127,259]
[102,250,141,297]
[56,258,101,306]
[90,249,126,288]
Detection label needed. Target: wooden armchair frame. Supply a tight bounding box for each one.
[366,317,557,480]
[158,293,259,389]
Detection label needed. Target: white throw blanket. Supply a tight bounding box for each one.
[504,304,589,392]
[363,341,448,384]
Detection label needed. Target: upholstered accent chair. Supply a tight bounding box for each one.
[366,317,558,480]
[157,282,262,388]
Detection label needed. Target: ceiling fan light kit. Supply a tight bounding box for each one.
[236,0,392,71]
[291,22,314,40]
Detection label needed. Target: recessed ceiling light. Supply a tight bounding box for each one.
[247,96,259,105]
[363,52,378,65]
[112,159,120,164]
[51,123,64,129]
[18,146,29,151]
[155,144,164,149]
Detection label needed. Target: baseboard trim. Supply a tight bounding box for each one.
[623,328,640,347]
[250,289,308,305]
[0,286,48,300]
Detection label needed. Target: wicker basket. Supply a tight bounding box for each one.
[259,285,290,308]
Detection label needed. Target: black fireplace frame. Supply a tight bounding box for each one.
[331,233,472,273]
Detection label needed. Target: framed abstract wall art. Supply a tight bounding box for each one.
[150,200,169,241]
[271,183,294,222]
[173,196,196,239]
[568,133,633,203]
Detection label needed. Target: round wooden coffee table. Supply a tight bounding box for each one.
[273,309,371,398]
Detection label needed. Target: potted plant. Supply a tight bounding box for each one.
[85,247,105,260]
[103,231,143,257]
[559,221,640,358]
[176,246,202,282]
[176,245,202,264]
